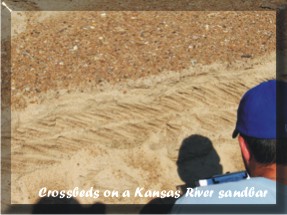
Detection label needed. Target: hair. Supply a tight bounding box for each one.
[241,135,276,164]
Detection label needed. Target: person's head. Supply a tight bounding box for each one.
[232,80,287,179]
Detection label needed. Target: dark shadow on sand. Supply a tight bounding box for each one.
[4,196,106,214]
[177,134,223,190]
[140,134,222,214]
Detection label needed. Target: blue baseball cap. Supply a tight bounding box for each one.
[232,80,287,139]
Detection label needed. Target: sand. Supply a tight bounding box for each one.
[0,4,278,213]
[9,56,275,205]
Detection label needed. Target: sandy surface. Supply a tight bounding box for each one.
[1,3,279,212]
[8,11,276,109]
[10,56,275,206]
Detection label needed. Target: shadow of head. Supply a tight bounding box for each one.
[139,197,177,214]
[32,196,106,214]
[177,134,223,187]
[32,196,83,214]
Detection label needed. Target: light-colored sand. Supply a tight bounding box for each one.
[10,54,275,206]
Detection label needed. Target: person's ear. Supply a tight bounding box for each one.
[238,135,251,162]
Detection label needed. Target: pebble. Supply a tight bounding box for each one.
[82,26,95,30]
[100,12,107,18]
[224,39,230,44]
[94,56,101,61]
[241,54,252,58]
[115,27,125,33]
[191,59,197,66]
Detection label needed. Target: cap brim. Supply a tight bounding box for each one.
[232,130,239,138]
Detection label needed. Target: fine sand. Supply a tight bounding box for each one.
[10,56,275,206]
[1,6,277,212]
